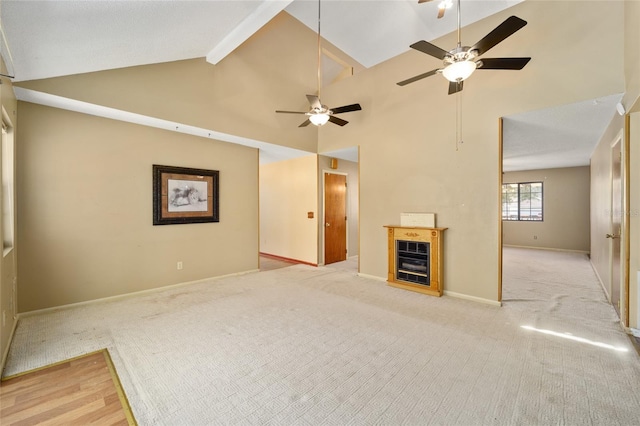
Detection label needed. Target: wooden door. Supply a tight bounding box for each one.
[324,173,347,264]
[610,139,622,316]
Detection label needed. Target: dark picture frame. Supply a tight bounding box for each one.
[152,165,219,225]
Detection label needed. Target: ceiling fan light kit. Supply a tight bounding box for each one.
[442,58,477,82]
[419,0,452,19]
[309,112,330,126]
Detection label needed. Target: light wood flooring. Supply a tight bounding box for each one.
[1,350,135,426]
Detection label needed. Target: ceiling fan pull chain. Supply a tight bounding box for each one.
[456,90,463,151]
[456,0,461,47]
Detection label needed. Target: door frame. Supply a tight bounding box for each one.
[498,118,504,303]
[622,117,631,327]
[610,131,623,318]
[609,126,631,327]
[498,118,631,326]
[321,169,349,266]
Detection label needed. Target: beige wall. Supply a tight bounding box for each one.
[503,167,590,252]
[624,1,640,331]
[8,1,632,314]
[319,1,624,302]
[259,154,318,264]
[318,155,359,264]
[17,102,259,312]
[623,0,640,110]
[0,57,18,370]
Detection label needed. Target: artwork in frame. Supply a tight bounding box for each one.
[152,164,219,225]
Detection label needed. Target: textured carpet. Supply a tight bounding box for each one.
[4,249,640,425]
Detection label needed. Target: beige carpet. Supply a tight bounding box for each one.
[4,249,640,425]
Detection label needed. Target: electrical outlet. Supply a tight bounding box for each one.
[177,261,183,270]
[533,235,538,240]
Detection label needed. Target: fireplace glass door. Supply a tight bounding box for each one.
[396,240,430,285]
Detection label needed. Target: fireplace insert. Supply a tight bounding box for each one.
[396,240,430,286]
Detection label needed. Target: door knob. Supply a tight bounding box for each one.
[326,222,330,227]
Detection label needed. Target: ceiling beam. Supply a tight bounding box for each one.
[206,0,294,65]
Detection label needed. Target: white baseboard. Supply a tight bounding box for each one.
[357,273,502,307]
[444,290,502,307]
[590,260,611,300]
[1,316,19,374]
[357,272,387,282]
[503,245,589,255]
[19,269,260,318]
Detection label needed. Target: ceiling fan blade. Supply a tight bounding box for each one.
[397,68,439,86]
[410,40,449,60]
[417,0,433,3]
[437,6,446,19]
[276,110,308,114]
[306,94,322,109]
[328,115,349,127]
[330,103,362,114]
[448,80,463,95]
[477,57,531,70]
[299,119,312,127]
[470,16,527,56]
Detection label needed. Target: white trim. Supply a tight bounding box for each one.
[13,87,310,165]
[610,130,625,320]
[206,0,293,65]
[630,328,640,338]
[18,269,259,318]
[444,290,503,307]
[0,22,16,78]
[357,272,387,282]
[1,315,18,374]
[591,260,611,301]
[503,245,589,255]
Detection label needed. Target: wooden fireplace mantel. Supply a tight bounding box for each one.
[384,226,447,297]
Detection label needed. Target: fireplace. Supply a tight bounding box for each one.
[384,226,447,297]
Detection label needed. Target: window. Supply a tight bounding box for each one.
[502,182,543,221]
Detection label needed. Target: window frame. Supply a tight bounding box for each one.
[502,181,543,222]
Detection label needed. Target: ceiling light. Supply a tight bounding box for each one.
[439,0,453,9]
[309,113,330,126]
[442,60,477,82]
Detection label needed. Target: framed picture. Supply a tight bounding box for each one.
[152,164,219,225]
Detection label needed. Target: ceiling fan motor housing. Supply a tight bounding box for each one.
[444,46,477,65]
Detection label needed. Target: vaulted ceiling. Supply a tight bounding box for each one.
[0,0,624,168]
[2,0,524,82]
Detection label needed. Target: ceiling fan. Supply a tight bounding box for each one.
[276,0,362,127]
[399,0,531,94]
[419,0,453,19]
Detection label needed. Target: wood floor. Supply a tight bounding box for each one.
[1,349,135,426]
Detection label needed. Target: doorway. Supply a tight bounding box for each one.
[499,99,629,327]
[324,172,347,265]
